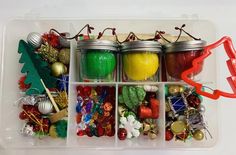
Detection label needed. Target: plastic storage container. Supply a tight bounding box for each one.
[0,19,217,149]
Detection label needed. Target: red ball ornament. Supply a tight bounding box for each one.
[118,128,127,140]
[165,129,174,141]
[19,111,28,120]
[77,130,85,136]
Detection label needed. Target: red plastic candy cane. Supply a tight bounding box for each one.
[181,36,236,100]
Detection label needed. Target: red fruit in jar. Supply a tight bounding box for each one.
[165,50,203,80]
[118,128,127,140]
[165,129,174,141]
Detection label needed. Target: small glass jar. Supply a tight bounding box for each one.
[77,40,118,82]
[121,41,162,82]
[164,40,206,81]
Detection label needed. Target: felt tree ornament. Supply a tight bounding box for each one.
[181,36,236,99]
[18,40,57,95]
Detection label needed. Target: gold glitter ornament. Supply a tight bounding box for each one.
[58,48,70,65]
[38,42,59,63]
[54,91,68,109]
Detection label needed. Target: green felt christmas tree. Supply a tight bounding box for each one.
[18,40,57,95]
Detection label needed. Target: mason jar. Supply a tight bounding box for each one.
[121,41,162,82]
[164,40,206,81]
[77,40,119,82]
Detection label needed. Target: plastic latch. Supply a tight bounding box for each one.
[181,36,236,100]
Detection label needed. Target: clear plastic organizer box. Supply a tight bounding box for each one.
[0,19,218,149]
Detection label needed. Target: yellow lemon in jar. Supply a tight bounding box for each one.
[123,52,159,81]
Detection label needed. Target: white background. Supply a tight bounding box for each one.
[0,0,236,154]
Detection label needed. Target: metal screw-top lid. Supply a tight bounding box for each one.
[164,40,207,53]
[77,39,119,51]
[121,40,162,53]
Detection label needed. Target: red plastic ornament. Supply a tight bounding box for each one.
[118,128,127,140]
[18,76,30,91]
[165,129,174,141]
[42,32,59,48]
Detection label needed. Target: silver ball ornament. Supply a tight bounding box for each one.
[198,105,206,113]
[38,100,53,114]
[27,32,42,48]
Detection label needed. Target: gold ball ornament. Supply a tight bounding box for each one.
[170,121,187,135]
[168,85,180,95]
[58,48,70,65]
[51,62,67,77]
[49,125,58,138]
[193,130,204,141]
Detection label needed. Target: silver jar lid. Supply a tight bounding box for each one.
[164,40,207,53]
[121,40,162,53]
[77,39,119,51]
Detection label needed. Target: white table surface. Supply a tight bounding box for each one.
[1,0,236,154]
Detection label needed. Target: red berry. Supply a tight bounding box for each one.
[118,128,127,140]
[19,111,28,120]
[77,130,84,136]
[165,129,174,141]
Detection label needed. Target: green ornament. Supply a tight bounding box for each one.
[18,40,57,95]
[81,50,116,79]
[55,120,67,138]
[128,86,139,106]
[135,87,146,102]
[118,95,124,104]
[122,86,132,109]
